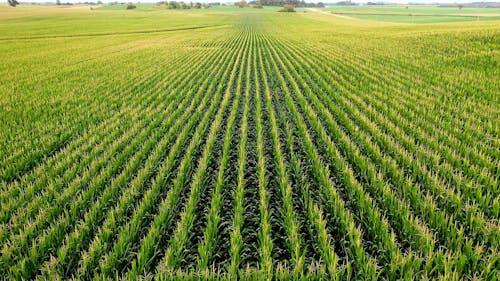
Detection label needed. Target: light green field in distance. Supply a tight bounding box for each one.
[322,5,500,23]
[0,4,499,281]
[341,13,500,23]
[96,4,303,12]
[95,3,158,10]
[0,5,232,38]
[0,4,301,39]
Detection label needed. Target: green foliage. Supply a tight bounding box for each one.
[7,0,19,6]
[236,0,247,8]
[164,1,206,9]
[279,4,296,12]
[0,5,498,281]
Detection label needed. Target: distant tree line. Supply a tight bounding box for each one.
[7,0,107,6]
[258,0,324,7]
[235,0,262,8]
[157,1,211,9]
[334,1,353,5]
[237,0,323,8]
[332,1,384,5]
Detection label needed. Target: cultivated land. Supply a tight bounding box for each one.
[0,5,499,280]
[323,5,500,23]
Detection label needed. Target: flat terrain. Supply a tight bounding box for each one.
[0,5,499,280]
[323,5,500,23]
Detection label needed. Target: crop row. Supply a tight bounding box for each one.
[1,13,498,280]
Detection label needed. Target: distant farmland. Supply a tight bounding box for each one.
[323,5,500,23]
[0,5,499,280]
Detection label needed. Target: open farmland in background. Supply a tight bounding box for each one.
[0,4,499,280]
[323,5,500,23]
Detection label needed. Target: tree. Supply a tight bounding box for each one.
[56,0,61,5]
[236,0,247,8]
[168,1,179,8]
[8,0,19,7]
[279,4,295,12]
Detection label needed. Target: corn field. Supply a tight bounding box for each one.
[0,8,499,281]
